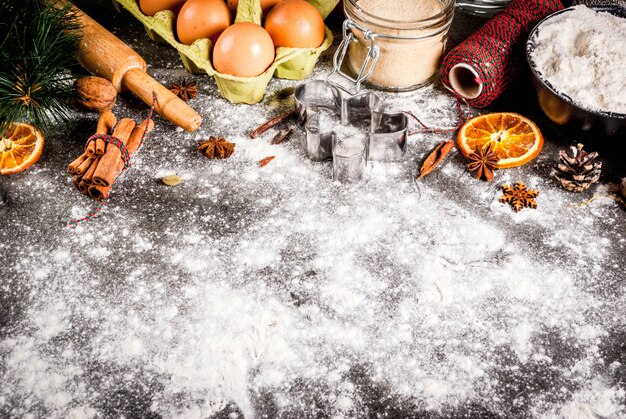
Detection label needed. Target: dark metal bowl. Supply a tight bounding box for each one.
[526,6,626,137]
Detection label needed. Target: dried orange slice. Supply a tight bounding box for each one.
[0,123,44,175]
[457,113,543,169]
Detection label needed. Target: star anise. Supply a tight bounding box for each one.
[466,143,499,182]
[199,136,235,159]
[169,79,198,101]
[499,182,539,212]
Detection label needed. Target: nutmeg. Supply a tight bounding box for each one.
[74,76,117,112]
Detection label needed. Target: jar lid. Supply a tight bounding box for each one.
[345,0,455,31]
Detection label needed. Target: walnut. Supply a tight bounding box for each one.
[74,76,117,112]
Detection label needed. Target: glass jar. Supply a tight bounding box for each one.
[456,0,512,17]
[342,0,455,91]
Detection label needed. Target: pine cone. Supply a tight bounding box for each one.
[552,143,601,193]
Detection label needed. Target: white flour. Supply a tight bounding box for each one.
[333,123,367,147]
[317,110,340,132]
[531,5,626,114]
[0,67,625,418]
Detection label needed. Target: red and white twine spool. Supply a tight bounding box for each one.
[441,0,563,108]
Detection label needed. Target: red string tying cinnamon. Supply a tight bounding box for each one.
[85,134,133,169]
[68,92,157,228]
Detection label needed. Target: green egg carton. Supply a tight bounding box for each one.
[113,0,337,104]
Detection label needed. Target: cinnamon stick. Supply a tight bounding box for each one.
[95,139,106,156]
[77,180,89,194]
[126,119,155,154]
[249,110,294,139]
[95,110,117,155]
[271,127,293,145]
[82,156,100,185]
[259,156,275,167]
[68,154,88,174]
[68,111,117,173]
[88,119,154,200]
[418,141,455,179]
[72,177,83,193]
[75,156,95,176]
[92,118,136,187]
[101,119,155,183]
[88,184,110,200]
[86,141,96,157]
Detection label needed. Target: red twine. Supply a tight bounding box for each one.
[441,0,563,108]
[67,92,157,228]
[406,98,469,137]
[86,134,133,169]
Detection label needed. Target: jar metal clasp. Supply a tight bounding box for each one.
[326,19,380,93]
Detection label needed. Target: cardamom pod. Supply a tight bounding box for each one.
[161,175,183,186]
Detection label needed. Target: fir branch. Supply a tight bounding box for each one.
[0,0,81,132]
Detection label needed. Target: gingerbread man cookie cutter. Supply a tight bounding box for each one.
[294,80,408,162]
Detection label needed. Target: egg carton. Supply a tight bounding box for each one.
[112,0,337,104]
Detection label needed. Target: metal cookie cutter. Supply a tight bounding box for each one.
[294,80,408,162]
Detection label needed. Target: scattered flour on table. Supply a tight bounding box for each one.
[332,124,367,143]
[317,110,340,132]
[531,5,626,114]
[332,140,366,158]
[0,77,625,419]
[315,110,368,149]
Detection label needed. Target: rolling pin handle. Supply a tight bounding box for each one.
[123,68,202,132]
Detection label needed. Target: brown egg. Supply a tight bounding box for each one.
[227,0,284,15]
[177,0,232,45]
[264,0,325,48]
[139,0,187,16]
[213,23,275,77]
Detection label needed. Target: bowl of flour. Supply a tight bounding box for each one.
[526,5,626,136]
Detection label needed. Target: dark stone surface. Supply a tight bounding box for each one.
[0,2,624,419]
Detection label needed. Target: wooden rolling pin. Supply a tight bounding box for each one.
[68,3,202,132]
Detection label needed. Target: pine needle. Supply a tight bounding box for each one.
[0,0,81,132]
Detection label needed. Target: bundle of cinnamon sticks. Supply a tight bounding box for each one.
[68,110,154,200]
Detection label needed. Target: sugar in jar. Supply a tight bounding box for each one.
[342,0,455,91]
